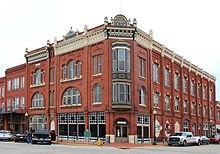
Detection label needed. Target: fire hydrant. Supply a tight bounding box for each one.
[97,138,101,146]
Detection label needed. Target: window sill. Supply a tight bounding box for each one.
[139,104,147,107]
[60,104,82,107]
[60,76,82,83]
[93,102,102,105]
[30,83,45,88]
[30,107,45,110]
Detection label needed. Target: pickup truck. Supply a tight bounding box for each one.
[31,129,51,145]
[168,132,201,146]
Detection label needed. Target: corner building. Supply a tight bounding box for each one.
[1,14,216,143]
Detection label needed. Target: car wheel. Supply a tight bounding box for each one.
[197,140,201,146]
[183,141,187,147]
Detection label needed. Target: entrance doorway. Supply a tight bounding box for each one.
[115,119,128,143]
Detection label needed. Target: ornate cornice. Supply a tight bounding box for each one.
[25,47,49,64]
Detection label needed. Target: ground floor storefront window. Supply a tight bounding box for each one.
[29,115,47,131]
[137,114,150,143]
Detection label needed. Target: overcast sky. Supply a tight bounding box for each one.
[0,0,219,99]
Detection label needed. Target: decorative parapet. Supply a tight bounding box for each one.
[25,47,49,64]
[54,26,105,56]
[135,28,216,82]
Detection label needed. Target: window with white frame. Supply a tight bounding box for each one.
[153,92,160,108]
[198,104,201,116]
[197,83,201,97]
[175,97,180,111]
[192,124,196,135]
[210,107,213,117]
[32,92,44,107]
[203,86,207,100]
[191,102,195,115]
[174,72,179,90]
[183,76,187,93]
[63,88,81,105]
[190,80,195,96]
[12,97,19,111]
[7,99,11,111]
[165,95,170,110]
[153,63,159,82]
[183,120,189,132]
[7,80,11,91]
[62,65,67,80]
[32,69,44,86]
[112,83,131,103]
[184,100,188,113]
[93,55,102,75]
[203,105,207,117]
[20,96,25,109]
[112,48,130,72]
[139,57,146,78]
[12,78,19,90]
[164,68,170,86]
[1,87,4,98]
[218,110,220,120]
[209,88,213,102]
[93,84,102,103]
[68,60,75,79]
[139,86,146,105]
[21,76,25,88]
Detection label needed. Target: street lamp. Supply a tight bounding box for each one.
[152,109,157,145]
[25,112,29,131]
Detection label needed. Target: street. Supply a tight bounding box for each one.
[0,141,220,154]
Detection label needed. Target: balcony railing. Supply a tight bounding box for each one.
[0,106,26,114]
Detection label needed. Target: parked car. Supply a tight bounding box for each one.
[31,129,51,145]
[200,136,210,145]
[14,133,27,143]
[210,135,220,144]
[168,132,201,146]
[0,130,13,141]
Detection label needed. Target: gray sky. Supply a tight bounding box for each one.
[0,0,219,100]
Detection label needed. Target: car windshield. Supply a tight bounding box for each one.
[172,133,184,136]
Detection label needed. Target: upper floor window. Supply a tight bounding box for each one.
[63,88,81,105]
[12,97,19,111]
[164,68,170,86]
[32,69,44,86]
[112,83,131,102]
[210,107,213,117]
[183,76,187,93]
[7,99,11,111]
[1,87,4,98]
[197,83,201,97]
[175,97,180,111]
[190,80,195,96]
[203,105,207,117]
[139,57,146,78]
[218,110,220,120]
[21,96,25,108]
[203,86,207,100]
[93,84,102,103]
[153,92,160,108]
[174,72,179,90]
[49,91,54,107]
[184,100,188,113]
[12,78,19,90]
[191,102,195,115]
[7,80,11,91]
[165,95,170,110]
[49,68,55,83]
[209,89,213,102]
[153,63,159,82]
[139,86,146,105]
[198,104,201,116]
[112,48,130,72]
[32,92,44,108]
[61,60,82,80]
[21,76,25,88]
[93,55,102,75]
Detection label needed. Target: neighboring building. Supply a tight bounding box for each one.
[0,14,217,143]
[216,101,220,134]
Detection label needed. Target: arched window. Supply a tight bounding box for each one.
[93,84,102,103]
[139,86,146,105]
[183,120,189,132]
[68,60,75,79]
[62,65,67,80]
[63,88,81,105]
[32,92,44,107]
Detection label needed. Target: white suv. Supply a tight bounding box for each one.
[0,130,13,141]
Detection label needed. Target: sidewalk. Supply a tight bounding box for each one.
[56,141,167,149]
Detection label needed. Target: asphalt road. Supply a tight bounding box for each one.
[0,141,220,154]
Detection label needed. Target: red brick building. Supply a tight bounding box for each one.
[0,14,217,143]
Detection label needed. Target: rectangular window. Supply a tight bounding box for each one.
[198,104,201,116]
[218,111,220,120]
[183,76,187,93]
[174,72,179,90]
[21,96,25,109]
[164,68,170,86]
[12,78,19,90]
[154,92,159,108]
[7,99,11,111]
[49,91,54,106]
[191,103,195,114]
[184,100,188,113]
[21,76,25,88]
[197,83,201,97]
[153,63,159,82]
[112,83,131,103]
[209,89,213,102]
[93,55,102,75]
[50,68,55,83]
[190,80,195,96]
[175,97,180,111]
[165,95,170,110]
[139,57,146,78]
[203,106,207,117]
[203,86,207,100]
[1,87,4,98]
[7,80,11,91]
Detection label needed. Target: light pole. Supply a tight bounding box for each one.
[25,112,29,131]
[152,109,157,145]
